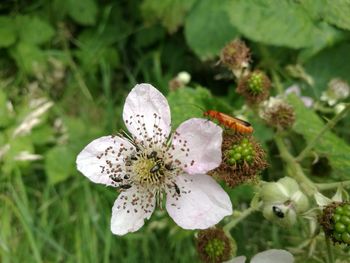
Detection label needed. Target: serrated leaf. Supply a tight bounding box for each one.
[288,94,350,179]
[0,16,16,47]
[67,0,98,26]
[226,0,341,49]
[141,0,196,33]
[16,15,55,45]
[45,146,75,185]
[185,0,239,60]
[304,43,350,96]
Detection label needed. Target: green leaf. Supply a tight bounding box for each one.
[304,42,350,96]
[167,87,208,128]
[16,15,55,45]
[302,0,350,31]
[288,94,350,180]
[226,0,341,49]
[141,0,196,33]
[0,90,14,127]
[185,0,239,60]
[10,42,47,75]
[45,146,76,185]
[67,0,98,25]
[167,86,232,128]
[0,16,16,47]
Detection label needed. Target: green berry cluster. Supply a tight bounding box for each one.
[247,72,263,94]
[227,138,255,165]
[332,204,350,244]
[204,238,225,260]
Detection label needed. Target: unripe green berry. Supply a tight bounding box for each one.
[342,232,350,244]
[333,214,341,222]
[336,206,344,215]
[343,210,350,217]
[335,222,346,233]
[334,232,342,241]
[341,216,350,225]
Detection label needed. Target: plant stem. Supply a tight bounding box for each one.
[316,180,350,191]
[271,70,284,95]
[223,203,262,232]
[274,135,317,195]
[325,235,334,263]
[296,103,350,162]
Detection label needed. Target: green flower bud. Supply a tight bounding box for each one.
[262,203,297,227]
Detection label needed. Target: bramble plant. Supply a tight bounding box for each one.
[1,1,350,263]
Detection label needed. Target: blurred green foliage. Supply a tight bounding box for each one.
[0,0,350,262]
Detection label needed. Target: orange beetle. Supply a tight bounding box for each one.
[203,110,253,134]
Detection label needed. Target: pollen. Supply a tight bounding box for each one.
[133,157,163,184]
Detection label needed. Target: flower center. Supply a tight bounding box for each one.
[133,153,165,185]
[204,238,225,260]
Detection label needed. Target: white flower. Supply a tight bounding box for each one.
[76,83,232,235]
[227,249,294,263]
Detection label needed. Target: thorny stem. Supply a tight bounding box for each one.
[274,135,317,195]
[296,103,350,162]
[223,202,262,232]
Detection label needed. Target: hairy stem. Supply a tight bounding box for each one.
[316,180,350,191]
[223,202,262,232]
[296,103,350,162]
[274,135,317,195]
[325,235,334,263]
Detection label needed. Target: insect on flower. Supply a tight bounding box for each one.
[203,110,253,134]
[76,84,232,235]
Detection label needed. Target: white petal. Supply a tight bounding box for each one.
[251,249,294,263]
[123,83,171,145]
[166,173,232,229]
[76,136,134,186]
[111,187,156,235]
[168,118,222,174]
[332,185,344,202]
[224,256,246,263]
[314,192,331,207]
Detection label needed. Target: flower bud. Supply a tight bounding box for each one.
[196,228,236,263]
[169,71,191,91]
[321,78,350,106]
[262,203,297,227]
[260,177,309,226]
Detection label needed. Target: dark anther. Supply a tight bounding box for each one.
[165,162,174,170]
[174,183,180,195]
[124,174,130,179]
[111,177,122,183]
[120,184,132,190]
[147,151,157,159]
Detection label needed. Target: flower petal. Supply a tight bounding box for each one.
[224,256,246,263]
[123,83,171,145]
[251,249,294,263]
[76,136,134,186]
[166,173,232,229]
[111,187,156,235]
[168,118,222,174]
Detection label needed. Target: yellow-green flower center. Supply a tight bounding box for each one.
[132,153,165,185]
[248,73,263,94]
[204,238,225,260]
